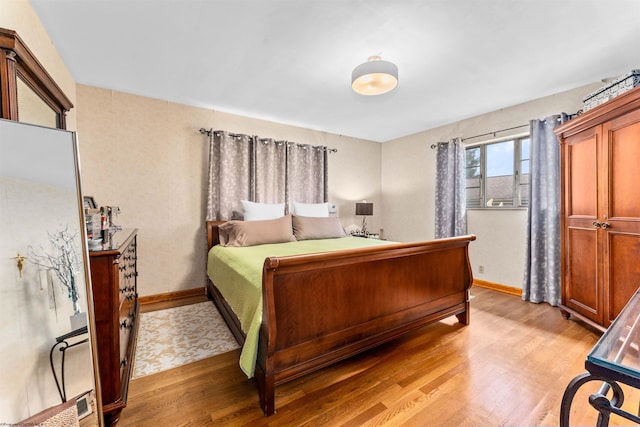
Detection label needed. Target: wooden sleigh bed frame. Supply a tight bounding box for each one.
[206,220,475,415]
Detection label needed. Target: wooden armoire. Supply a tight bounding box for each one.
[555,85,640,330]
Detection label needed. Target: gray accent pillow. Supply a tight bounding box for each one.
[219,215,296,247]
[292,215,347,240]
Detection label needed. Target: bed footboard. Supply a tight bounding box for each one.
[254,235,475,415]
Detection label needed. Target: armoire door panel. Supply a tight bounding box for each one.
[567,134,598,218]
[606,232,640,324]
[565,226,601,323]
[556,86,640,330]
[606,118,640,220]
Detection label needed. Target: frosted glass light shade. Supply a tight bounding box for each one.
[351,56,398,96]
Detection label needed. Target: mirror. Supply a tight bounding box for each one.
[0,119,102,426]
[17,76,59,129]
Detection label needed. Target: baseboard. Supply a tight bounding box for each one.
[138,287,206,306]
[473,279,522,297]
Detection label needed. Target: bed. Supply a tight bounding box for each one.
[206,217,475,415]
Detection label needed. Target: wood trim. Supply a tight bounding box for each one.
[207,220,225,249]
[0,28,73,110]
[559,304,605,333]
[473,279,522,297]
[0,48,17,119]
[0,28,72,128]
[138,287,206,306]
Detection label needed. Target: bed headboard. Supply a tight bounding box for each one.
[206,220,226,249]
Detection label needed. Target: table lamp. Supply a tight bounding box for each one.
[355,201,373,235]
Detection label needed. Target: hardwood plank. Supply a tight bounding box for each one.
[118,287,639,427]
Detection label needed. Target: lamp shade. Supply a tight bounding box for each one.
[352,56,398,96]
[355,202,373,216]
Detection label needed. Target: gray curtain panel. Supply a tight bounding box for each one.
[253,138,287,204]
[522,114,566,306]
[434,138,467,238]
[207,131,328,220]
[206,131,252,220]
[286,143,328,207]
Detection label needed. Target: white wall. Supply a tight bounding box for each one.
[381,83,601,288]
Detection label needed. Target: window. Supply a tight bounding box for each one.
[465,136,530,208]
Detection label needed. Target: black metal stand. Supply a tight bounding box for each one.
[49,326,88,403]
[560,289,640,426]
[560,366,640,426]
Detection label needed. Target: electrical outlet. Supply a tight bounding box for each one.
[478,265,484,274]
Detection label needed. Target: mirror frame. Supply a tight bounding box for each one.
[0,28,73,129]
[0,118,103,426]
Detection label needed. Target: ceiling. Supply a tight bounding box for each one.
[29,0,640,142]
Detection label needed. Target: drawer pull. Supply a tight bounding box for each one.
[120,321,133,329]
[120,317,134,329]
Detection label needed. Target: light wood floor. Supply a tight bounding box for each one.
[118,287,639,426]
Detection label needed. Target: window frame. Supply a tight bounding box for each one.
[465,133,530,210]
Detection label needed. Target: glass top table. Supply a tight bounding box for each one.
[561,288,640,427]
[588,288,640,383]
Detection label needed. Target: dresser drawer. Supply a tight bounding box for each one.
[89,229,139,426]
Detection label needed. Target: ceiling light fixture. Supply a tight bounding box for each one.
[351,55,398,96]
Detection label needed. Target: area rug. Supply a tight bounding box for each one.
[132,301,240,379]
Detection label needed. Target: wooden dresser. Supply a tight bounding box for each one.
[555,86,640,329]
[89,229,139,426]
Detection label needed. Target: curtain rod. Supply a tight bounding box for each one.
[455,112,579,146]
[461,123,530,142]
[199,128,337,152]
[431,112,580,148]
[429,123,529,149]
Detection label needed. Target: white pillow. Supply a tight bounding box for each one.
[241,200,285,221]
[292,202,329,217]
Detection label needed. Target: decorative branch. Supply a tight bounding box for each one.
[28,226,82,312]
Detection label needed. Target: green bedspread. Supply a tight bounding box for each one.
[207,236,392,377]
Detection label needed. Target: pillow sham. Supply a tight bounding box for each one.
[292,215,347,240]
[219,215,296,247]
[241,200,285,221]
[292,201,329,217]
